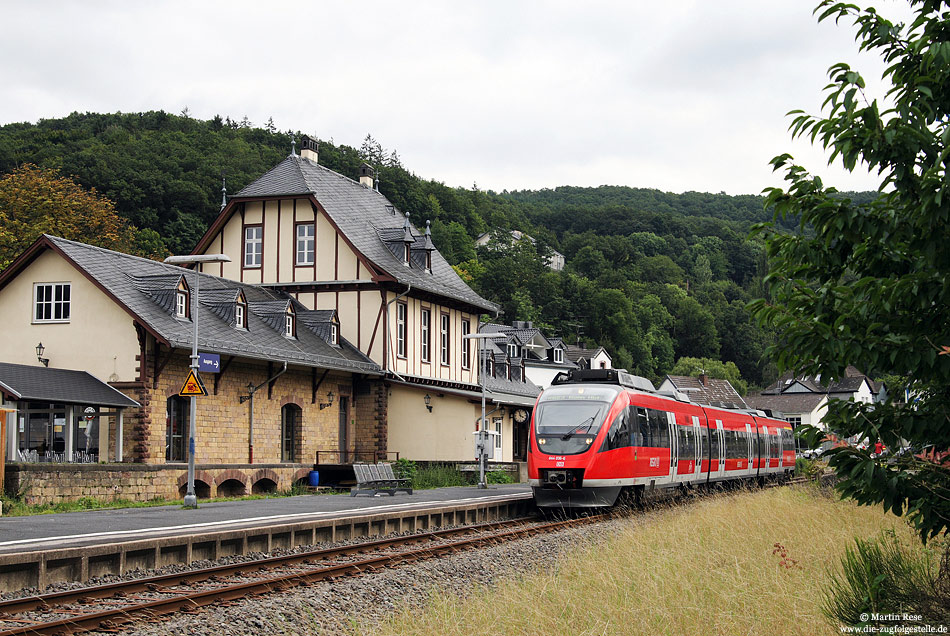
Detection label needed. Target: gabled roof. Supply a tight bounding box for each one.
[4,236,380,375]
[196,154,497,313]
[0,361,140,408]
[762,367,874,396]
[744,392,827,417]
[565,345,610,364]
[662,375,747,409]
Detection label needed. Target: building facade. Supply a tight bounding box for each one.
[191,140,503,462]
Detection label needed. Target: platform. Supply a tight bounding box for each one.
[0,484,534,592]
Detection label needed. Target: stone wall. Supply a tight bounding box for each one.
[126,350,385,466]
[4,463,315,505]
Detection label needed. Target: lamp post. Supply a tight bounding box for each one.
[463,331,507,489]
[164,253,231,508]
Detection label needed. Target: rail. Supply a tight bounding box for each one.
[314,449,400,465]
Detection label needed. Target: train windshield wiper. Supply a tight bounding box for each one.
[561,415,596,440]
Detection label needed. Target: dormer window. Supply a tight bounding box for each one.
[330,322,338,345]
[507,343,518,359]
[284,307,296,338]
[175,279,190,319]
[235,299,247,329]
[553,348,563,363]
[404,244,411,266]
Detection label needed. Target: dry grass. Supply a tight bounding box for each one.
[373,486,918,636]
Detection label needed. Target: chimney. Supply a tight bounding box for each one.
[300,135,319,163]
[359,163,375,188]
[699,372,709,387]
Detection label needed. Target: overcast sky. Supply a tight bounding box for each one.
[1,1,910,195]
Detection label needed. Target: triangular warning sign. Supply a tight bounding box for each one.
[179,369,207,397]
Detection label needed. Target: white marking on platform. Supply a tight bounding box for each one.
[0,493,529,549]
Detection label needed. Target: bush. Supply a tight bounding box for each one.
[392,458,417,483]
[487,470,515,484]
[822,530,949,627]
[413,464,467,489]
[795,457,824,480]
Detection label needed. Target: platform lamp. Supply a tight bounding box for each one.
[463,331,507,489]
[163,253,231,508]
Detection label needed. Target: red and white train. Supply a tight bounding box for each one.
[528,369,796,509]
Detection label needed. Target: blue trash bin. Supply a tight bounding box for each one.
[308,470,320,487]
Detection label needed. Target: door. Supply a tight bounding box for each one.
[281,404,300,463]
[744,423,753,475]
[166,396,188,462]
[667,411,677,484]
[338,396,349,462]
[715,420,726,480]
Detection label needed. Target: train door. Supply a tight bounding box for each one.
[714,420,726,481]
[756,425,766,476]
[690,415,702,484]
[744,423,754,477]
[667,411,678,485]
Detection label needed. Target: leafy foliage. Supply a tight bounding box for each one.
[750,0,950,540]
[0,164,165,268]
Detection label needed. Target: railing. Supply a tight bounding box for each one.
[15,450,99,463]
[314,449,400,465]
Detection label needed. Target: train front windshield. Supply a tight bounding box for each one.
[534,385,619,455]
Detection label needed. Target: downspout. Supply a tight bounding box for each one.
[241,361,288,463]
[384,284,411,382]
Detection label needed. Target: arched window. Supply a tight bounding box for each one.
[281,404,301,462]
[166,396,189,462]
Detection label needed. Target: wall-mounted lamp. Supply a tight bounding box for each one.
[320,390,335,410]
[36,342,49,367]
[424,393,432,412]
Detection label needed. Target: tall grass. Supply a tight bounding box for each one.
[373,487,927,636]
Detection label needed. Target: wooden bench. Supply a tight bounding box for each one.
[350,463,413,496]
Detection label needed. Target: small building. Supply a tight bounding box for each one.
[565,344,612,371]
[475,229,565,271]
[658,373,747,410]
[0,234,381,503]
[744,366,878,434]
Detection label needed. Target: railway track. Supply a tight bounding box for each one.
[0,513,607,636]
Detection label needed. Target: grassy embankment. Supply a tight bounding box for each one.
[372,486,940,636]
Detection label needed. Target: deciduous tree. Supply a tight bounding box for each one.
[750,0,950,540]
[0,164,166,268]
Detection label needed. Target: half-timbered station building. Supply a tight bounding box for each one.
[0,235,380,503]
[190,137,503,464]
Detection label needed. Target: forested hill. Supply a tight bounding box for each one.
[0,110,875,388]
[504,185,771,228]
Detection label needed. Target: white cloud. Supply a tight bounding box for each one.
[0,0,914,195]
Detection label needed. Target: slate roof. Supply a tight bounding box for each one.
[224,154,497,313]
[42,236,380,375]
[565,344,610,367]
[762,367,872,396]
[0,361,140,407]
[662,375,747,409]
[744,392,827,417]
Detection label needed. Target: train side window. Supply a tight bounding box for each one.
[710,425,720,461]
[604,407,631,451]
[649,409,670,448]
[636,407,650,446]
[700,425,709,460]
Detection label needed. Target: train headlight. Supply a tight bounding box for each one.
[585,437,593,445]
[538,437,546,446]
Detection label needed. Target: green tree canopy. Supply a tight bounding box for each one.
[0,164,166,268]
[670,357,748,396]
[750,0,950,540]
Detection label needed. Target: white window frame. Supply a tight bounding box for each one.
[440,313,450,365]
[33,282,71,323]
[396,302,407,358]
[296,223,315,266]
[244,225,263,268]
[494,418,502,450]
[284,313,295,338]
[176,291,189,319]
[507,343,518,359]
[461,320,471,369]
[330,323,338,345]
[235,302,246,329]
[553,348,563,363]
[420,309,430,363]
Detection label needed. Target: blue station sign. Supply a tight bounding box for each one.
[197,353,221,373]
